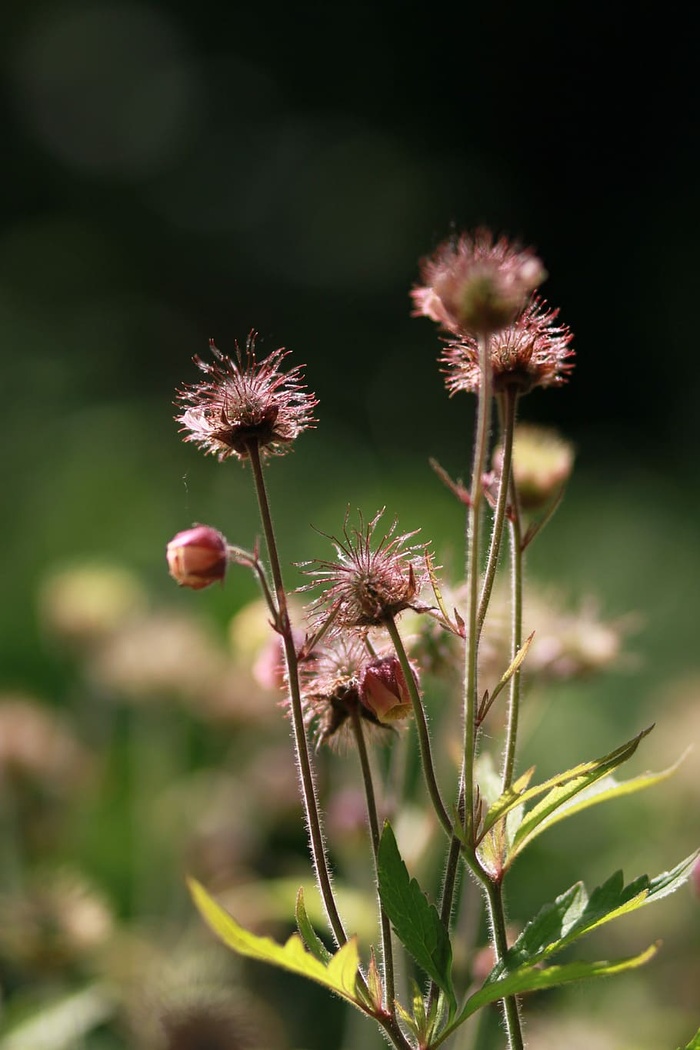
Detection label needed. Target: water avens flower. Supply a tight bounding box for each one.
[359,654,415,723]
[411,229,547,336]
[302,510,428,630]
[299,636,393,747]
[176,331,317,461]
[166,525,228,590]
[441,296,574,396]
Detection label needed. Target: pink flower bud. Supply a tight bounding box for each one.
[166,525,228,590]
[358,656,415,724]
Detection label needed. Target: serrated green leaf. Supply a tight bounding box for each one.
[478,726,653,844]
[377,823,456,1011]
[295,887,332,963]
[188,878,364,1008]
[466,943,657,1019]
[490,851,699,976]
[434,944,658,1046]
[677,1026,700,1050]
[506,745,682,866]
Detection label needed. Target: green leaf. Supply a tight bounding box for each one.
[480,632,535,718]
[508,758,684,865]
[188,878,364,1009]
[460,943,658,1022]
[677,1027,700,1050]
[377,822,456,1011]
[295,887,332,963]
[506,746,683,866]
[478,725,653,845]
[490,851,699,976]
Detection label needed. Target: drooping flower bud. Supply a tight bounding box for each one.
[166,525,228,590]
[358,655,415,724]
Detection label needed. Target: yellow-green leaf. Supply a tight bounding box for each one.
[478,726,653,843]
[434,944,658,1046]
[188,878,364,1008]
[507,752,686,866]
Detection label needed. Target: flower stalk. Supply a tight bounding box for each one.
[350,705,396,1016]
[245,439,348,949]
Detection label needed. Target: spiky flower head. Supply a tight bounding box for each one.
[411,228,547,336]
[298,636,395,748]
[302,509,428,630]
[441,296,574,396]
[176,331,318,461]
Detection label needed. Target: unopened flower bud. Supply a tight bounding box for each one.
[493,424,575,511]
[358,656,415,724]
[166,525,228,590]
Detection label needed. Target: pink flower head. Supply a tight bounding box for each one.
[176,331,318,461]
[441,296,575,396]
[166,525,228,590]
[298,636,394,748]
[302,509,428,630]
[411,229,547,337]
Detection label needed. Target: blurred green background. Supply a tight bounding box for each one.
[1,2,699,1048]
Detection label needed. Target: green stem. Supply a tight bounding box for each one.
[428,334,495,1020]
[228,544,278,621]
[386,616,452,839]
[246,442,348,948]
[501,463,524,793]
[476,387,519,635]
[351,706,396,1017]
[463,332,493,839]
[484,879,524,1050]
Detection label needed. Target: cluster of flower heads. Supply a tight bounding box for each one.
[412,228,574,394]
[176,330,318,462]
[297,635,415,748]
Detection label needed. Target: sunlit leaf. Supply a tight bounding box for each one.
[295,886,331,963]
[437,944,658,1043]
[188,878,364,1008]
[507,745,683,865]
[677,1026,700,1050]
[478,726,653,843]
[490,852,699,976]
[505,751,688,865]
[377,823,456,1011]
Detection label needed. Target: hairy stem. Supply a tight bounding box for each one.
[463,332,494,838]
[351,706,396,1017]
[501,472,524,793]
[484,879,524,1050]
[429,334,495,1019]
[246,441,348,947]
[476,387,519,635]
[386,616,452,839]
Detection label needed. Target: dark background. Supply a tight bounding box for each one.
[3,0,699,682]
[1,4,699,1047]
